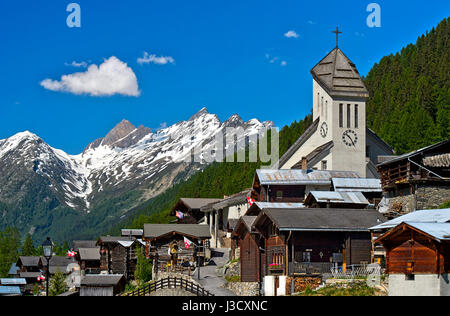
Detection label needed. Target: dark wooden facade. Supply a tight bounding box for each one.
[376,223,450,275]
[97,238,141,280]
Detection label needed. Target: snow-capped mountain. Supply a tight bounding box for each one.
[0,108,273,225]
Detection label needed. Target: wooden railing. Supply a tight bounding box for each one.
[120,277,214,297]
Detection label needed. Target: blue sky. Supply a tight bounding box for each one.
[0,0,448,154]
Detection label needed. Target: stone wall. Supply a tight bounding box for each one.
[285,276,322,295]
[224,281,260,296]
[388,184,450,214]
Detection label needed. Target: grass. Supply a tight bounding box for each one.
[225,275,241,283]
[297,283,379,296]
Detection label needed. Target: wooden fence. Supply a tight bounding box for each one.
[120,277,214,297]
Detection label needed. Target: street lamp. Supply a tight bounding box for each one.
[42,237,53,296]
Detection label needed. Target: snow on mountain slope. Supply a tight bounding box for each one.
[0,108,273,212]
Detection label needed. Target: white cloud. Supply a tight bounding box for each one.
[138,52,175,65]
[41,57,140,97]
[281,61,287,67]
[65,61,88,68]
[284,30,299,38]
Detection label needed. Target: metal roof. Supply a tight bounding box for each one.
[370,208,450,230]
[256,169,361,186]
[144,224,211,239]
[311,47,369,98]
[258,208,385,232]
[377,139,450,167]
[201,190,252,212]
[307,191,369,205]
[98,236,136,244]
[81,274,125,287]
[406,222,450,241]
[0,286,21,295]
[254,202,305,209]
[19,272,41,278]
[0,278,26,285]
[78,248,101,261]
[332,178,382,193]
[8,263,19,276]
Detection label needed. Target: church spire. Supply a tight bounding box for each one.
[332,25,342,48]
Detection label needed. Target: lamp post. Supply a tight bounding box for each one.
[42,237,53,296]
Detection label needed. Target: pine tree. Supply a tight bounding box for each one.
[49,270,68,296]
[134,246,152,286]
[22,234,36,256]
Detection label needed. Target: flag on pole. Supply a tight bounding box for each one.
[247,197,255,207]
[67,250,76,258]
[176,211,184,219]
[184,237,193,250]
[37,275,45,282]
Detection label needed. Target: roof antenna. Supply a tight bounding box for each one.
[332,25,342,48]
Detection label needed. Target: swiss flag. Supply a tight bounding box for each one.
[247,197,255,207]
[67,250,76,258]
[184,237,193,250]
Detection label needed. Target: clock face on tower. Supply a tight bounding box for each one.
[342,130,358,147]
[320,122,328,138]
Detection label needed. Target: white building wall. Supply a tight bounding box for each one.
[388,274,450,296]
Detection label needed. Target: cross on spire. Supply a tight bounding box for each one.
[332,25,342,48]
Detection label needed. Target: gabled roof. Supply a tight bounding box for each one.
[143,224,211,239]
[377,139,450,167]
[78,248,101,261]
[232,216,258,237]
[375,222,450,244]
[178,198,222,210]
[17,256,42,267]
[305,191,369,206]
[246,202,305,216]
[255,169,361,186]
[201,190,252,212]
[41,256,72,267]
[73,240,97,250]
[81,274,125,287]
[311,47,369,98]
[97,236,136,244]
[121,229,143,237]
[332,178,382,193]
[255,208,385,232]
[370,208,450,231]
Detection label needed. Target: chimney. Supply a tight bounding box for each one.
[301,157,308,170]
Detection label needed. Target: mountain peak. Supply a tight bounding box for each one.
[189,107,209,121]
[102,119,137,147]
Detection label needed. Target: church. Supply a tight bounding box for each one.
[275,33,394,178]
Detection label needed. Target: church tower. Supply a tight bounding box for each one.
[277,27,376,177]
[310,32,369,176]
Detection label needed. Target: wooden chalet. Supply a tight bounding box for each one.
[251,169,361,204]
[16,256,43,292]
[171,198,221,224]
[250,208,385,277]
[377,139,450,217]
[75,248,101,273]
[143,224,211,273]
[231,216,264,282]
[375,221,450,296]
[80,274,126,297]
[370,208,450,268]
[96,237,143,279]
[73,240,97,251]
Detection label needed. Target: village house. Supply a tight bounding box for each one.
[251,169,361,204]
[96,236,143,279]
[373,215,450,296]
[251,208,385,279]
[80,274,126,297]
[143,224,211,276]
[75,248,101,274]
[171,198,221,224]
[200,189,252,248]
[370,208,450,269]
[121,229,144,239]
[377,139,450,218]
[331,177,383,205]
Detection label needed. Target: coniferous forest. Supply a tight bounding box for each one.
[365,17,449,154]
